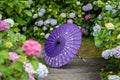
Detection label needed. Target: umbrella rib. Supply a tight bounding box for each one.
[68,31,81,37]
[67,39,81,42]
[66,43,80,46]
[63,47,75,59]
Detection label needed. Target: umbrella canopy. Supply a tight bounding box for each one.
[43,23,82,67]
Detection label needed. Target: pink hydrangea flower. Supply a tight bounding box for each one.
[22,39,42,56]
[0,20,9,31]
[84,14,91,20]
[81,28,86,34]
[9,52,19,62]
[29,74,35,80]
[0,72,2,78]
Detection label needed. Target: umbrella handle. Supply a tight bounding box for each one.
[76,54,86,62]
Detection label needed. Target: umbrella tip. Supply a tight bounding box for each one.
[76,54,87,62]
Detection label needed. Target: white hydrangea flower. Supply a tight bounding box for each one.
[33,14,38,19]
[60,13,66,17]
[45,33,50,39]
[33,26,37,30]
[76,1,80,5]
[4,18,14,27]
[31,9,34,12]
[50,28,53,31]
[0,14,2,20]
[67,19,73,23]
[36,63,48,78]
[105,23,114,30]
[118,5,120,9]
[0,38,2,44]
[23,62,35,74]
[42,26,47,31]
[108,75,120,80]
[56,25,59,28]
[40,33,45,36]
[117,34,120,39]
[98,14,103,20]
[16,32,21,36]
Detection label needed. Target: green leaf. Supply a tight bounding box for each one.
[24,10,32,17]
[8,76,16,80]
[18,35,26,44]
[19,72,28,80]
[13,27,20,32]
[14,15,26,25]
[0,31,7,38]
[16,48,23,54]
[7,2,14,8]
[30,57,39,70]
[21,1,30,8]
[5,67,13,76]
[0,65,6,75]
[0,49,8,60]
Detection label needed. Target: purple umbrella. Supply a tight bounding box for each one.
[43,23,82,67]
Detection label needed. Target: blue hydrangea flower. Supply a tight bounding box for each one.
[112,10,117,14]
[82,3,93,11]
[29,0,33,5]
[22,27,27,31]
[38,20,43,26]
[40,8,46,13]
[44,18,51,25]
[69,13,76,18]
[38,12,44,17]
[105,5,113,10]
[93,24,101,36]
[108,75,120,80]
[113,46,120,58]
[36,63,48,78]
[102,49,111,59]
[50,19,57,26]
[38,8,46,17]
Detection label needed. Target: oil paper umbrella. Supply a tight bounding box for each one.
[43,23,82,67]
